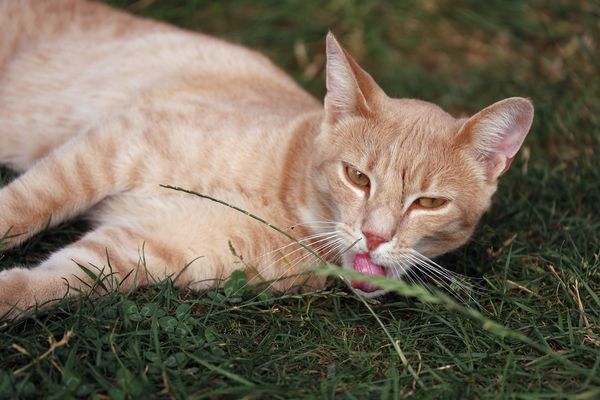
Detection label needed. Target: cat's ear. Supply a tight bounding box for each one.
[324,32,384,125]
[458,97,534,180]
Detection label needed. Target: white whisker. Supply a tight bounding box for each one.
[249,231,343,267]
[281,239,347,291]
[405,256,473,295]
[287,220,338,229]
[407,251,485,293]
[402,263,430,289]
[229,233,343,298]
[255,238,345,297]
[251,234,340,282]
[408,249,478,281]
[401,251,488,310]
[317,240,347,263]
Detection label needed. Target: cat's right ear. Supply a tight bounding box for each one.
[324,32,384,125]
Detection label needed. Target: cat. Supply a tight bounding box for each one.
[0,0,533,318]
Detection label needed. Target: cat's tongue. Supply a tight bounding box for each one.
[351,253,385,293]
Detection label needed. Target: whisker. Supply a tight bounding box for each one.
[254,238,344,297]
[408,250,487,293]
[317,240,347,263]
[288,220,338,226]
[290,238,345,270]
[252,230,343,261]
[229,233,343,298]
[404,252,467,284]
[397,264,417,286]
[273,230,340,246]
[328,238,360,261]
[401,252,488,310]
[280,240,345,289]
[405,255,474,296]
[407,260,468,298]
[287,220,338,229]
[267,234,341,267]
[248,235,340,286]
[408,249,481,281]
[238,239,340,300]
[393,257,432,289]
[402,263,431,290]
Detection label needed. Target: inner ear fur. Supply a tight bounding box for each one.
[324,32,385,125]
[457,97,534,180]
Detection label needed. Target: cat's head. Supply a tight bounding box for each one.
[308,33,533,296]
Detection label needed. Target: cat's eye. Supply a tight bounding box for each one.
[415,197,447,209]
[345,164,370,189]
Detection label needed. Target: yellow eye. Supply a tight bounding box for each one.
[416,197,447,209]
[345,165,370,188]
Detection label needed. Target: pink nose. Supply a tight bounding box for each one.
[363,231,390,251]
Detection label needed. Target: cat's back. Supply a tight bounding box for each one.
[0,0,318,161]
[1,0,281,76]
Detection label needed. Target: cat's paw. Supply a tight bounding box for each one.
[0,268,34,320]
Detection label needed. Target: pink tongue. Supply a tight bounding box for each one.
[351,253,385,292]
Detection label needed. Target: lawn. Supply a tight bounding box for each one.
[1,0,599,398]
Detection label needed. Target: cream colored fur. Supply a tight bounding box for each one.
[0,0,533,317]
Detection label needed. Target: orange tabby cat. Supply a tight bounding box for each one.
[0,0,533,317]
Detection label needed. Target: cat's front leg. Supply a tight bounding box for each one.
[0,115,144,250]
[0,222,187,319]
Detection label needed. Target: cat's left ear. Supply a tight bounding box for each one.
[324,32,385,125]
[457,97,534,180]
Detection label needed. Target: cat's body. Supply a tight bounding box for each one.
[0,0,533,317]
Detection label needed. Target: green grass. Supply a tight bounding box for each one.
[1,0,599,398]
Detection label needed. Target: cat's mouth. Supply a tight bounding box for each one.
[350,253,386,293]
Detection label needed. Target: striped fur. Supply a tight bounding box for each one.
[0,0,532,317]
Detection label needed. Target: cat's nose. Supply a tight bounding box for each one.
[362,230,391,251]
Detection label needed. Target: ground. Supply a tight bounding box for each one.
[0,0,599,398]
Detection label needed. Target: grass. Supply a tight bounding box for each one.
[1,0,599,398]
